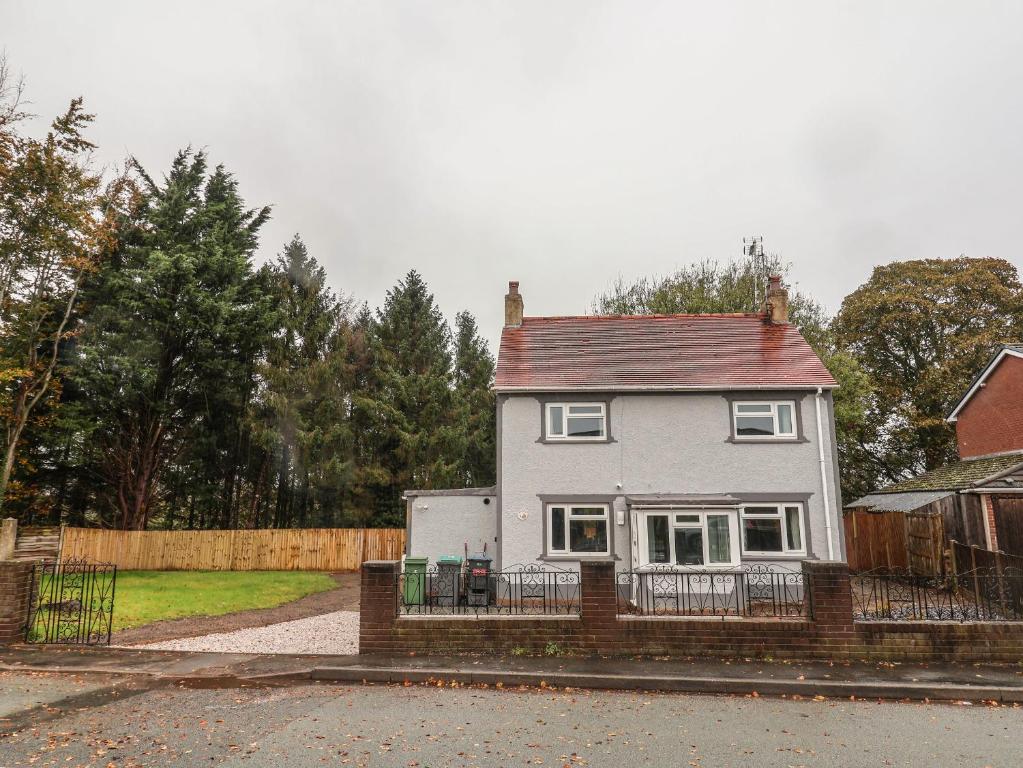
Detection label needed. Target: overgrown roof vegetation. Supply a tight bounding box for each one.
[879,452,1023,493]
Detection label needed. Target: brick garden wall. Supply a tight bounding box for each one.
[360,560,1023,663]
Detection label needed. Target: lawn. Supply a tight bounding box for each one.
[111,570,338,632]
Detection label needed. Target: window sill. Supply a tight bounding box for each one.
[725,436,809,444]
[740,553,808,560]
[540,554,620,562]
[536,437,618,445]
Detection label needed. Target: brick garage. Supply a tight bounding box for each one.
[360,560,1023,663]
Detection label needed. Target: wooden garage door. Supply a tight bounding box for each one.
[994,496,1023,558]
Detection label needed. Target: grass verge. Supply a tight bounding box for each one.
[111,570,338,632]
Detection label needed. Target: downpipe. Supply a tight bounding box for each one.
[815,387,835,561]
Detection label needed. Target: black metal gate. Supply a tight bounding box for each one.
[25,559,116,645]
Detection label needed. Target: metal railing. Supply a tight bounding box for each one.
[616,565,809,618]
[25,559,117,645]
[851,568,1023,622]
[396,563,580,616]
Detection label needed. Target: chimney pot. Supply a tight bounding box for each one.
[505,280,524,327]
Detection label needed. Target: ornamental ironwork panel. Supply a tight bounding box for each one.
[395,563,581,616]
[25,559,116,645]
[851,567,1023,622]
[616,564,809,619]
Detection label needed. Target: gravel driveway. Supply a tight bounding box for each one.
[132,610,360,655]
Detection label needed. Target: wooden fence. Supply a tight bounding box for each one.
[61,526,406,571]
[843,509,945,575]
[844,509,909,572]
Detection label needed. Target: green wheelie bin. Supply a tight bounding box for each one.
[402,557,429,606]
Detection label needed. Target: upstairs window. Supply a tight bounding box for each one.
[733,401,796,439]
[546,402,607,440]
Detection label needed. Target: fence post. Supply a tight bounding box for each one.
[970,545,982,607]
[995,549,1007,617]
[947,540,958,592]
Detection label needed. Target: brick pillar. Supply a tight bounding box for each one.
[0,517,16,561]
[802,560,855,655]
[580,560,618,654]
[982,494,999,550]
[0,560,33,645]
[359,560,399,655]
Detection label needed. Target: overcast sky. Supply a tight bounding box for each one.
[5,1,1023,350]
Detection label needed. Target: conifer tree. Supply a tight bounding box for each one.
[72,149,271,529]
[373,271,459,522]
[453,311,496,487]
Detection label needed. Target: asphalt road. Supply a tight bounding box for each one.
[1,670,1019,767]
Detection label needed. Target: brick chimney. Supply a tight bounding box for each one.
[505,281,523,328]
[763,274,789,324]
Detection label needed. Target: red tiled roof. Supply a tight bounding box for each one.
[495,314,837,391]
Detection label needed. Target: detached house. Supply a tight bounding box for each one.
[405,278,844,574]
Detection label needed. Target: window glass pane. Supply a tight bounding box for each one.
[777,403,794,434]
[736,403,772,413]
[736,415,776,436]
[744,506,780,515]
[707,515,731,563]
[675,528,704,565]
[674,514,699,524]
[568,405,603,415]
[570,507,604,517]
[569,519,607,553]
[646,515,670,563]
[550,507,565,551]
[566,416,604,437]
[785,506,803,551]
[548,406,564,436]
[744,518,783,552]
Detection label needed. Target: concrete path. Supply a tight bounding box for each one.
[3,645,1023,702]
[3,668,1022,767]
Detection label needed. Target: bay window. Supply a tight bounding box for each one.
[740,504,805,555]
[638,509,740,567]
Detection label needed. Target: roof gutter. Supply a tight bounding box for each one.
[493,384,840,394]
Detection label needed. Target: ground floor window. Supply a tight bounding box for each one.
[547,504,609,555]
[739,503,805,555]
[636,509,740,567]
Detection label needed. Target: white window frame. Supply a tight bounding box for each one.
[547,504,610,556]
[739,503,807,556]
[732,400,797,440]
[635,508,741,569]
[545,402,607,441]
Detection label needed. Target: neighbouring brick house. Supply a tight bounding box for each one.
[847,345,1023,561]
[404,277,845,585]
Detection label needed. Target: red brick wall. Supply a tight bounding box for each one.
[359,560,1023,663]
[0,560,33,645]
[955,354,1023,459]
